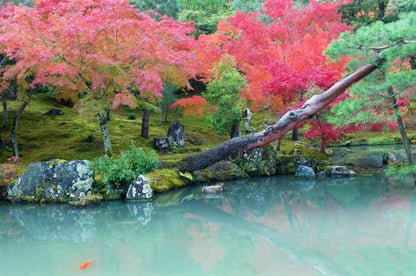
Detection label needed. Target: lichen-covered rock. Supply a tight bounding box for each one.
[295,165,316,178]
[241,145,277,176]
[126,175,153,201]
[167,119,185,147]
[201,184,224,193]
[191,160,249,183]
[152,136,172,153]
[325,166,357,177]
[8,159,94,202]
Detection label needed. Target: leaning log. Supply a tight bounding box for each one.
[180,64,378,173]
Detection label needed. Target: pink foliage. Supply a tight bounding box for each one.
[0,157,22,185]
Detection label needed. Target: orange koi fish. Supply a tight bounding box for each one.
[79,260,92,270]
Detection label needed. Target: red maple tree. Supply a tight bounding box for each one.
[0,0,199,155]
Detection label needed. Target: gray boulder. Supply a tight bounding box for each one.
[295,165,316,178]
[325,166,357,177]
[152,136,172,153]
[8,159,94,202]
[126,175,153,201]
[167,119,185,147]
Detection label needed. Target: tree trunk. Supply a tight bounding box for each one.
[291,93,304,141]
[291,127,298,141]
[158,102,163,126]
[378,0,387,20]
[11,98,30,157]
[230,122,241,138]
[180,64,378,172]
[97,109,112,157]
[388,87,413,165]
[2,91,7,124]
[141,109,150,139]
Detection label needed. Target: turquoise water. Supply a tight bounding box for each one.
[1,175,416,275]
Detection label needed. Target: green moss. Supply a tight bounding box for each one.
[146,169,187,193]
[48,159,67,166]
[34,184,45,201]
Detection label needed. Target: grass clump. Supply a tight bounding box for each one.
[184,131,206,146]
[93,144,160,189]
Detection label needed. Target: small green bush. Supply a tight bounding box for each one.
[184,131,206,146]
[93,144,160,188]
[386,163,416,178]
[127,112,137,120]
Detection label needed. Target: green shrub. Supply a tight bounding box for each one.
[127,112,137,120]
[386,163,416,178]
[184,131,206,146]
[93,144,160,188]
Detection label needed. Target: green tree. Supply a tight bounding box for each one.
[326,11,416,164]
[129,0,180,19]
[159,82,178,125]
[230,0,265,13]
[177,0,233,36]
[204,55,247,138]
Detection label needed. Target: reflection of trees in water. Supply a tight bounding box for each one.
[3,175,416,274]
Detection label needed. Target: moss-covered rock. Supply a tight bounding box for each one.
[147,169,189,193]
[240,145,278,176]
[191,160,249,183]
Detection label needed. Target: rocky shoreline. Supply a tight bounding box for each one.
[2,143,394,207]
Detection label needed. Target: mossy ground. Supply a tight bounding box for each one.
[2,93,416,189]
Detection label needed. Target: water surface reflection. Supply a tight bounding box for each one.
[1,175,416,275]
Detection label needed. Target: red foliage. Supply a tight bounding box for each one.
[193,0,352,113]
[171,95,207,118]
[0,157,22,185]
[0,0,199,114]
[305,119,342,151]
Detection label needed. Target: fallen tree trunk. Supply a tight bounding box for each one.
[180,64,378,172]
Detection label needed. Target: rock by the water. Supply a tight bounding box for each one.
[191,160,249,183]
[126,175,153,201]
[152,136,172,153]
[325,166,357,177]
[201,184,224,193]
[167,119,185,147]
[295,165,316,178]
[242,145,277,176]
[8,159,94,202]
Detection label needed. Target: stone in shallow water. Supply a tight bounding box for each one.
[295,165,316,178]
[201,184,224,193]
[126,175,153,201]
[325,166,357,177]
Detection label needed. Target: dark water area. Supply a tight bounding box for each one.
[1,175,416,275]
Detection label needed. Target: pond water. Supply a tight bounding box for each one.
[1,175,416,275]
